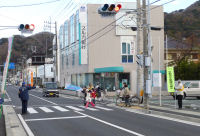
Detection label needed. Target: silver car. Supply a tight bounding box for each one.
[183,82,200,99]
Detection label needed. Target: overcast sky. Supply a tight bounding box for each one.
[0,0,198,38]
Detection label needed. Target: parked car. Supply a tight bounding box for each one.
[183,82,200,99]
[42,82,59,97]
[170,81,200,99]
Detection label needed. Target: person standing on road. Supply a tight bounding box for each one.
[123,83,131,107]
[18,82,29,114]
[85,89,95,108]
[175,80,184,109]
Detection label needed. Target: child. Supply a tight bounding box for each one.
[85,89,95,108]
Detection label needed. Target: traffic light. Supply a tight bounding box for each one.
[136,54,143,67]
[18,24,35,32]
[98,4,122,15]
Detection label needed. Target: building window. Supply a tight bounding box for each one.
[191,54,198,59]
[66,56,69,66]
[64,21,68,48]
[72,53,75,65]
[59,25,64,49]
[121,42,133,63]
[62,54,64,68]
[76,10,79,41]
[70,15,75,43]
[168,53,176,60]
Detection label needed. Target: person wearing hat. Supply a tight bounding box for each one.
[18,82,29,114]
[175,80,184,109]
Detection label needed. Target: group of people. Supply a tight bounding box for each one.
[81,83,106,108]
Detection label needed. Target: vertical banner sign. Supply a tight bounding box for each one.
[31,72,33,87]
[1,37,13,95]
[166,67,175,92]
[79,5,88,64]
[153,73,162,87]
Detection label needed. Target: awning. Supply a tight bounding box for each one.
[94,67,124,73]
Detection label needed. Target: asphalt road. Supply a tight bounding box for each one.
[4,85,200,136]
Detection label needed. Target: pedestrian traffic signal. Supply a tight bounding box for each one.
[18,24,35,32]
[136,54,143,67]
[98,4,122,15]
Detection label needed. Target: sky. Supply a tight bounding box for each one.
[0,0,198,38]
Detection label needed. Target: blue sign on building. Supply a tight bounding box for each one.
[4,62,15,69]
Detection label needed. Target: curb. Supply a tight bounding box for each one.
[3,105,27,136]
[108,103,200,124]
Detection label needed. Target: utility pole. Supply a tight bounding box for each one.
[55,22,58,84]
[136,0,143,98]
[142,0,149,110]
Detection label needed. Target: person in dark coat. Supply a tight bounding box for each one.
[18,82,29,114]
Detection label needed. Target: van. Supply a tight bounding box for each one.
[42,82,59,97]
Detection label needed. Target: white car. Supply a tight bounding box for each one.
[183,82,200,99]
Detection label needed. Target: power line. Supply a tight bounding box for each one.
[150,0,176,10]
[150,0,163,5]
[51,0,73,19]
[59,0,177,59]
[60,13,128,51]
[0,0,62,8]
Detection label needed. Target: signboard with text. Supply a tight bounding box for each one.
[79,5,88,65]
[166,67,175,92]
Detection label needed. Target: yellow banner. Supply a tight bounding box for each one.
[166,67,175,92]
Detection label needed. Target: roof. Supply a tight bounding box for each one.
[164,38,200,50]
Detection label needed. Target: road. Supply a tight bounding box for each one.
[4,85,200,136]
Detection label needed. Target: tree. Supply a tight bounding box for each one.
[174,58,200,80]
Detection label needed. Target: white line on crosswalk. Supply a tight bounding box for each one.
[79,106,99,111]
[66,106,84,111]
[52,106,69,112]
[39,107,54,113]
[27,108,38,114]
[95,106,113,111]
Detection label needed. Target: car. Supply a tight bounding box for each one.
[42,82,59,97]
[183,81,200,99]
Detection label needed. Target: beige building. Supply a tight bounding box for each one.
[58,3,165,93]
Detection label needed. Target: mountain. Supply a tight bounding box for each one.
[164,0,200,47]
[0,32,54,67]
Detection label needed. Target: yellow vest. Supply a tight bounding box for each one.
[178,86,184,91]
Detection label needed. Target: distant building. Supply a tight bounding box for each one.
[58,3,165,92]
[164,38,200,66]
[23,57,54,86]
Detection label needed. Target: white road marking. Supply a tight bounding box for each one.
[79,106,99,111]
[125,109,200,127]
[29,94,58,105]
[95,106,113,111]
[39,107,54,113]
[27,108,38,114]
[18,114,35,136]
[66,106,84,111]
[52,106,69,112]
[25,116,87,122]
[75,111,145,136]
[5,90,11,101]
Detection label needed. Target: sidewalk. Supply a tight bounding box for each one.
[0,113,6,136]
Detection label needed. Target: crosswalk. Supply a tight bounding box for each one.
[26,105,113,114]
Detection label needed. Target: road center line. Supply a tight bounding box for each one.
[75,111,145,136]
[29,94,58,105]
[18,114,34,136]
[25,116,87,122]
